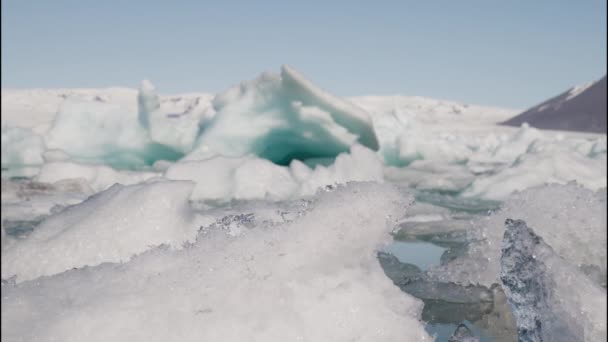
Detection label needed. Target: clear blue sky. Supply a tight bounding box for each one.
[2,0,606,108]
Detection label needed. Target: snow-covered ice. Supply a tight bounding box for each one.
[1,183,434,342]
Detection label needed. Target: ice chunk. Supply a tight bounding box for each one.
[464,136,607,199]
[138,80,209,153]
[295,144,384,196]
[384,160,474,193]
[1,180,197,283]
[1,127,46,177]
[1,183,433,341]
[185,65,378,165]
[500,219,607,342]
[448,323,479,342]
[281,65,379,150]
[428,183,607,288]
[46,99,183,169]
[166,144,383,203]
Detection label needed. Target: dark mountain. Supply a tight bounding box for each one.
[502,76,606,133]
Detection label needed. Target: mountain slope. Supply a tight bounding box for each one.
[501,76,607,133]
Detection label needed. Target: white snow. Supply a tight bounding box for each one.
[565,80,596,101]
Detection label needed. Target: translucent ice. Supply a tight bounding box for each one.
[448,323,479,342]
[1,127,46,178]
[185,65,378,164]
[428,183,607,288]
[500,219,607,342]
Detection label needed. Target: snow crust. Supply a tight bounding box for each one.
[2,180,198,282]
[1,183,433,342]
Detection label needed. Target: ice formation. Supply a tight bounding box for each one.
[185,65,379,164]
[1,183,433,342]
[500,219,607,342]
[428,183,607,288]
[138,80,210,153]
[2,180,198,282]
[2,67,606,200]
[166,144,383,203]
[448,323,479,342]
[1,127,46,178]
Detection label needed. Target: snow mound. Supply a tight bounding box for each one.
[1,180,197,283]
[1,183,432,342]
[185,65,378,165]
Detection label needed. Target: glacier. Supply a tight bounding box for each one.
[1,66,607,342]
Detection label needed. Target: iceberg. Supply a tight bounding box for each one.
[185,65,379,165]
[45,99,183,169]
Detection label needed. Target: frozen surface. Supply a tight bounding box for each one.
[2,180,198,282]
[1,183,433,342]
[500,219,607,342]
